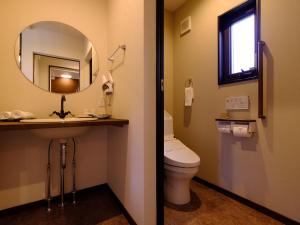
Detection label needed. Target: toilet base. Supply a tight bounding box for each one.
[164,177,191,205]
[164,165,199,205]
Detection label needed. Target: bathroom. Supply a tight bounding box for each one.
[162,0,300,224]
[0,0,299,225]
[0,0,156,224]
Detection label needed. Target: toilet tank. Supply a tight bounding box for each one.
[164,110,174,136]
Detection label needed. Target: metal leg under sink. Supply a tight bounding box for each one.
[47,139,54,212]
[59,139,67,207]
[46,138,77,211]
[72,138,77,204]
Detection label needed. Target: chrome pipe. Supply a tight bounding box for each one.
[59,141,67,207]
[72,138,76,204]
[47,139,53,212]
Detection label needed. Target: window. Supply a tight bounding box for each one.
[218,0,258,85]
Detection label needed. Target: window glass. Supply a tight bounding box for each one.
[231,14,255,74]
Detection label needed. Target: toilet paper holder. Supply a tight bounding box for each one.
[216,119,256,135]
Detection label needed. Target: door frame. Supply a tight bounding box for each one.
[156,0,164,224]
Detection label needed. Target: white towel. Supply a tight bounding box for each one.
[102,72,114,94]
[184,87,194,106]
[0,110,34,120]
[0,111,12,120]
[11,110,34,119]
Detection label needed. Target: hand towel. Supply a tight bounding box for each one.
[11,110,34,119]
[0,111,12,120]
[184,87,194,106]
[0,110,34,120]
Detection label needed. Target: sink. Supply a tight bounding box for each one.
[20,117,98,123]
[21,117,98,139]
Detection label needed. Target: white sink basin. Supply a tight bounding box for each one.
[21,117,98,139]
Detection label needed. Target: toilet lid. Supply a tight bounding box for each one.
[164,139,200,168]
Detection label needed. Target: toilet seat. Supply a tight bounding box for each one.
[164,164,199,174]
[164,138,200,168]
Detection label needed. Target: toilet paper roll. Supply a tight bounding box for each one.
[218,126,231,134]
[232,125,252,138]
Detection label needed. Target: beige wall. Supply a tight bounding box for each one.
[164,10,174,115]
[168,0,300,222]
[0,128,108,209]
[0,0,109,210]
[144,0,156,223]
[107,0,156,224]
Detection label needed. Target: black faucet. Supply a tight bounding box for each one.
[50,95,73,119]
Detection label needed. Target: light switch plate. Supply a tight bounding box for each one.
[225,96,249,110]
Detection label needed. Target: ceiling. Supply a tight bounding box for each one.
[164,0,188,12]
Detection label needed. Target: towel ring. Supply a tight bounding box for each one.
[185,79,193,88]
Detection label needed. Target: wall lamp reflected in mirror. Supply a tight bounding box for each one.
[61,74,72,79]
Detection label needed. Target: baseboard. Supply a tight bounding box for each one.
[0,183,137,225]
[106,185,137,225]
[193,177,300,225]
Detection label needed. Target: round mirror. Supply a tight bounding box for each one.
[14,21,99,94]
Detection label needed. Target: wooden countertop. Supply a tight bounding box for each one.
[0,118,129,131]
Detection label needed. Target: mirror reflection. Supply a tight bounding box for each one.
[15,21,99,94]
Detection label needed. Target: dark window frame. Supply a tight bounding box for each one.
[218,0,258,85]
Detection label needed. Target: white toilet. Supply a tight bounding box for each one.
[164,111,200,205]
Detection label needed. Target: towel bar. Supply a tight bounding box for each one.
[108,45,126,62]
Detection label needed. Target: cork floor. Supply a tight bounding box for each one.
[164,181,283,225]
[97,215,129,225]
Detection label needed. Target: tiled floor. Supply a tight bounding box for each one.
[0,185,129,225]
[164,181,283,225]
